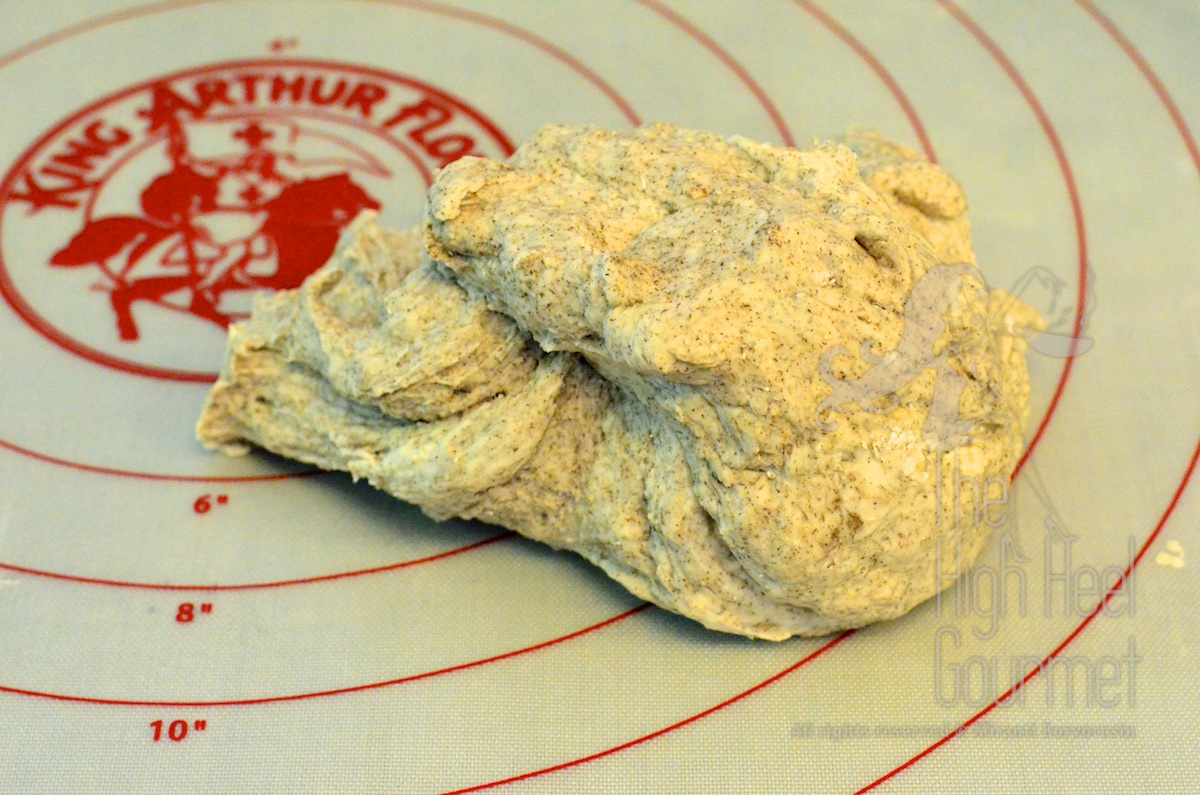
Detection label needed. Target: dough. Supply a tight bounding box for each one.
[197,124,1040,640]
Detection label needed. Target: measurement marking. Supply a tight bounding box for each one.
[150,718,207,742]
[175,602,213,623]
[193,494,229,514]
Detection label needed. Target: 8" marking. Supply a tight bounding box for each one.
[175,602,213,623]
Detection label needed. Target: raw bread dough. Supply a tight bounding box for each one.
[197,124,1040,640]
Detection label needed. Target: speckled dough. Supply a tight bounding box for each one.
[197,124,1039,640]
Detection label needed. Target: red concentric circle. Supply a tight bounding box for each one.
[4,9,1165,795]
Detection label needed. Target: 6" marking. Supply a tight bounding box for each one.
[193,494,229,514]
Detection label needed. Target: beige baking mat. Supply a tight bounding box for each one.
[1,2,1196,792]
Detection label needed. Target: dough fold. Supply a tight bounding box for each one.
[198,124,1040,640]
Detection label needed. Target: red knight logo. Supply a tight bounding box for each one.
[0,60,513,381]
[50,115,380,341]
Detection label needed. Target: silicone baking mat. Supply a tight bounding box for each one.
[1,2,1197,792]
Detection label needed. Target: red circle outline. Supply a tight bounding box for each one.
[854,2,1200,790]
[0,0,645,483]
[372,0,643,126]
[0,0,836,602]
[0,1,957,587]
[0,7,1139,784]
[442,631,856,795]
[0,603,652,707]
[636,0,795,145]
[0,437,314,483]
[0,0,643,128]
[425,3,1188,792]
[0,532,511,592]
[794,0,937,161]
[0,0,954,715]
[0,0,825,715]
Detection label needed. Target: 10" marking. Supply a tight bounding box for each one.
[150,719,207,742]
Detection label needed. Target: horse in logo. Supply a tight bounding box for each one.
[48,119,380,341]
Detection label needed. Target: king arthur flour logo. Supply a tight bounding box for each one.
[0,59,513,381]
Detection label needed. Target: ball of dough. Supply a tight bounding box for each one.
[198,124,1040,639]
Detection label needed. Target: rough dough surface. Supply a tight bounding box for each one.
[197,124,1039,640]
